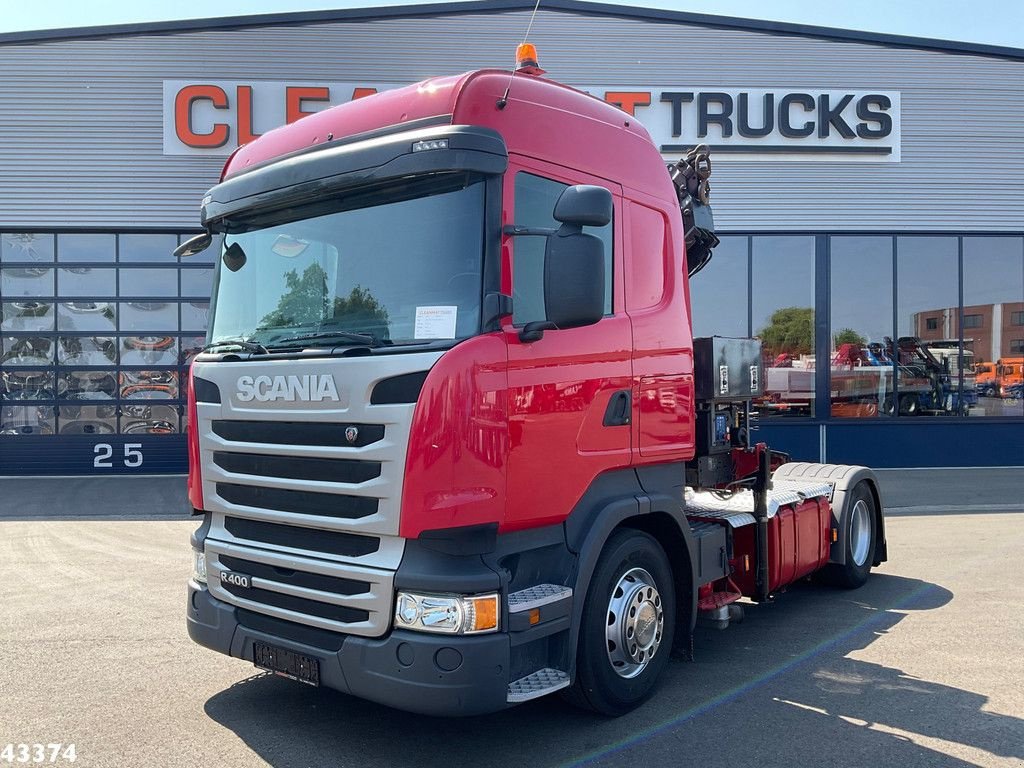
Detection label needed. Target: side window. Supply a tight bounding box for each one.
[512,172,613,325]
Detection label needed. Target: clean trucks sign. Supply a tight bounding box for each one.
[163,80,900,161]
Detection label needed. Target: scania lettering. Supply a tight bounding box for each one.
[235,374,340,402]
[184,45,888,716]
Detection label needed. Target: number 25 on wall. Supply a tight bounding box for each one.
[93,443,144,468]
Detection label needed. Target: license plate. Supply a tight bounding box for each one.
[253,641,320,687]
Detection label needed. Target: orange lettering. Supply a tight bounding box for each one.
[174,85,230,148]
[236,86,262,145]
[351,87,377,100]
[604,91,652,117]
[286,86,330,124]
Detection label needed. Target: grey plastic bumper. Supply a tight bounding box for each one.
[187,584,511,716]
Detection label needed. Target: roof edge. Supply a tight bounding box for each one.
[1,0,1023,62]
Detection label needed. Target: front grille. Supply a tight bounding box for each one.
[213,451,381,483]
[224,516,380,558]
[212,419,384,447]
[221,581,369,624]
[217,482,378,520]
[206,541,395,638]
[220,554,370,595]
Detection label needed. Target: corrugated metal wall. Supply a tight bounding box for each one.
[0,8,1022,231]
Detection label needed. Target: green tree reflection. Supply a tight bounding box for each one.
[259,264,389,332]
[759,306,814,355]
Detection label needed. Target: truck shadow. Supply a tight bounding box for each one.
[203,573,1022,768]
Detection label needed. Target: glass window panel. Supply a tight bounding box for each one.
[2,233,54,262]
[897,237,961,418]
[180,335,205,366]
[2,336,54,366]
[964,236,1024,417]
[1,405,55,435]
[121,336,178,366]
[120,403,179,435]
[830,236,893,418]
[119,301,178,332]
[120,234,178,263]
[58,267,116,296]
[1,267,54,297]
[57,404,118,436]
[1,301,54,332]
[118,268,178,297]
[512,173,613,324]
[690,235,748,338]
[752,236,816,418]
[57,234,115,263]
[57,336,117,366]
[180,268,214,298]
[1,370,55,400]
[181,301,210,332]
[58,370,118,401]
[120,370,179,400]
[57,301,117,332]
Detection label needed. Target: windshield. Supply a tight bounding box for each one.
[207,175,486,349]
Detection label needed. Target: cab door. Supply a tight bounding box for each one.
[501,157,633,531]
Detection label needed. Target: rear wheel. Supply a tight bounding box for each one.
[564,529,676,716]
[825,482,877,589]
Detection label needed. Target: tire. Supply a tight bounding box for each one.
[564,529,676,716]
[898,393,919,416]
[824,481,877,589]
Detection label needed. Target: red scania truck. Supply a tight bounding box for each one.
[183,50,887,716]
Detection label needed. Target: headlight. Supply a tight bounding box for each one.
[394,591,499,634]
[191,549,207,584]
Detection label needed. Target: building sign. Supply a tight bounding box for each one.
[163,80,900,161]
[592,87,901,162]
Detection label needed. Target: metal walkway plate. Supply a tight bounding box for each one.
[507,668,570,703]
[508,584,572,613]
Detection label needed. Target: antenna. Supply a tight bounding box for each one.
[496,0,543,110]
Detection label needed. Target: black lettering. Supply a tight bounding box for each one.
[737,93,774,138]
[856,94,893,138]
[779,93,815,138]
[660,91,694,137]
[698,92,733,138]
[817,94,855,138]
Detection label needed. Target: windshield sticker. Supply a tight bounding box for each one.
[414,306,457,339]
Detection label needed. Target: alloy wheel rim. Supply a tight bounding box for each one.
[605,567,664,679]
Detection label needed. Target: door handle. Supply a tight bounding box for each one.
[603,390,632,427]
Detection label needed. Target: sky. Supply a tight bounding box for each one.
[1,0,1023,49]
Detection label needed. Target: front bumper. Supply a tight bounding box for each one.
[187,583,511,716]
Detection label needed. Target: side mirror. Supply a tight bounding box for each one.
[174,232,213,258]
[553,185,612,228]
[503,185,611,342]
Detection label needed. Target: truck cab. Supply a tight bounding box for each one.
[185,61,885,717]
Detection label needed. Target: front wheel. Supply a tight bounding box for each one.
[824,481,877,589]
[564,529,676,716]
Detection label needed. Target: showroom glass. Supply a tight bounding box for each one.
[963,237,1024,418]
[209,177,486,346]
[752,236,817,418]
[690,235,749,339]
[0,232,213,436]
[830,236,894,418]
[896,237,961,417]
[512,173,613,325]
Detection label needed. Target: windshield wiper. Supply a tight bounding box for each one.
[264,331,383,349]
[202,337,269,354]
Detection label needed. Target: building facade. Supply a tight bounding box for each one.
[0,0,1022,474]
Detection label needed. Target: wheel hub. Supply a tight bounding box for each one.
[606,567,664,679]
[850,499,872,567]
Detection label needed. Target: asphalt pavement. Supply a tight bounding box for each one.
[1,511,1022,768]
